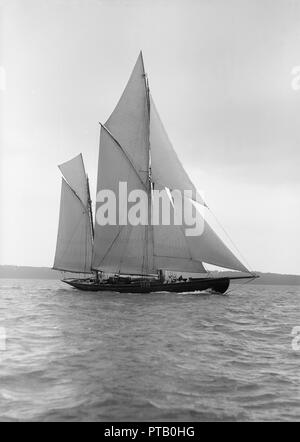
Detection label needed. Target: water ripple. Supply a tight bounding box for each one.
[0,279,299,421]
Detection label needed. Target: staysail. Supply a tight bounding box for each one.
[149,100,248,272]
[150,95,206,206]
[53,155,93,273]
[92,52,249,275]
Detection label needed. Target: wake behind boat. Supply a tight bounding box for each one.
[53,52,257,294]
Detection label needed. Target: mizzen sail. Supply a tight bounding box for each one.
[59,154,89,205]
[53,156,93,273]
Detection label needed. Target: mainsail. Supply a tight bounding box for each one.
[92,53,153,275]
[92,52,249,276]
[53,155,93,273]
[92,126,154,275]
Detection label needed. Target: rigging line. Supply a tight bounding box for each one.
[84,207,91,273]
[177,222,205,268]
[117,224,134,274]
[100,123,148,192]
[152,254,207,265]
[206,205,255,274]
[54,267,92,274]
[96,225,126,269]
[61,178,91,217]
[86,175,94,240]
[142,57,155,275]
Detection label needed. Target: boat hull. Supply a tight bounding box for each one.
[63,277,231,294]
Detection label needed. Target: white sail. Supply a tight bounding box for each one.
[59,154,88,205]
[179,200,249,272]
[150,95,206,205]
[92,52,249,276]
[105,52,149,186]
[153,224,207,273]
[53,179,93,273]
[92,53,155,275]
[189,222,249,273]
[151,185,207,273]
[149,94,248,273]
[92,127,154,275]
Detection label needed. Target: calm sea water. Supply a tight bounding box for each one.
[0,278,299,422]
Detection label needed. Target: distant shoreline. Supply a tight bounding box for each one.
[0,265,300,285]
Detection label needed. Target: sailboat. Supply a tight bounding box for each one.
[53,52,257,294]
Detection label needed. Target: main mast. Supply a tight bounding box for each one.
[86,175,94,240]
[141,52,154,276]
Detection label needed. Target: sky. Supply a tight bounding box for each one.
[0,0,300,274]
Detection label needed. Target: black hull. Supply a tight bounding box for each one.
[63,277,232,294]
